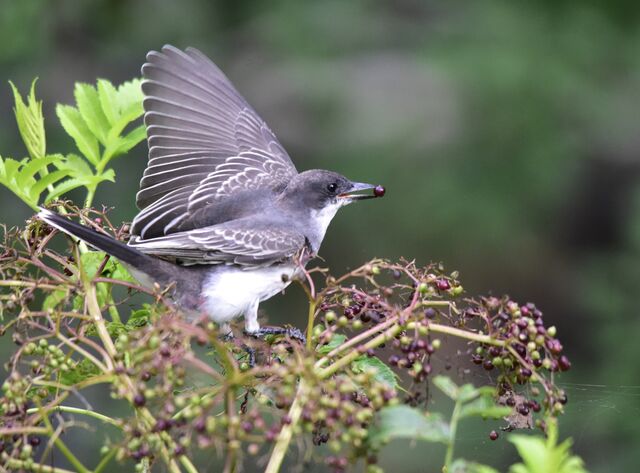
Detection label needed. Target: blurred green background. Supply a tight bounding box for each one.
[1,0,639,471]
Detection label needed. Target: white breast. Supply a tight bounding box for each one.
[200,265,299,326]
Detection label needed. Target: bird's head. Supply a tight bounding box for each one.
[281,169,383,212]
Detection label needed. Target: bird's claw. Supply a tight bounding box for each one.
[244,326,306,345]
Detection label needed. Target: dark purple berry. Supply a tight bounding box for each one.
[517,405,530,416]
[133,393,146,407]
[483,359,494,371]
[436,279,450,291]
[489,430,499,440]
[558,355,571,371]
[192,418,205,432]
[424,308,437,319]
[242,421,254,432]
[373,185,386,197]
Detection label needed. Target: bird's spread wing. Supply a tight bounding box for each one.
[131,45,297,240]
[129,219,307,267]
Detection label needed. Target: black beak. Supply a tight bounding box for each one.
[338,182,380,201]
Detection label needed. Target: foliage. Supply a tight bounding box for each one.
[0,76,588,473]
[1,78,145,211]
[509,420,588,473]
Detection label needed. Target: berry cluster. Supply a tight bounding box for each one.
[0,215,573,473]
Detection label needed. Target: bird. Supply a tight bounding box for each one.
[38,45,384,338]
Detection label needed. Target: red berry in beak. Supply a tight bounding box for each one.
[373,185,386,197]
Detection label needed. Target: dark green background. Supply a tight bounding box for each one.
[1,1,639,471]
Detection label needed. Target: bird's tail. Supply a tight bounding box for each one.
[37,208,158,276]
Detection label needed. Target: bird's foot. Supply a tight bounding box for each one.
[244,326,306,345]
[242,344,256,368]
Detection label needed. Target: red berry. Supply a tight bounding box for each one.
[373,185,386,197]
[489,430,499,440]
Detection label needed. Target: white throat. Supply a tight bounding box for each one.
[310,201,346,250]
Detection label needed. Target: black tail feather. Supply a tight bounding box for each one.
[37,208,151,270]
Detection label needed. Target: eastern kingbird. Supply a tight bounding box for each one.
[39,45,384,336]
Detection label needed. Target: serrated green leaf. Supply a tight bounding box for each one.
[115,124,146,154]
[352,356,398,389]
[30,169,69,198]
[45,178,91,202]
[16,154,60,189]
[56,104,100,164]
[317,333,347,354]
[115,78,143,114]
[368,405,449,449]
[459,395,512,420]
[97,79,119,125]
[0,155,52,209]
[74,82,111,144]
[9,79,46,160]
[433,375,459,400]
[451,459,499,473]
[54,153,93,177]
[508,422,588,473]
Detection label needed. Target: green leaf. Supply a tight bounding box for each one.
[59,358,101,386]
[508,422,588,473]
[56,104,100,164]
[351,356,398,389]
[0,155,67,210]
[451,459,499,473]
[459,395,512,420]
[43,289,69,310]
[368,405,450,449]
[9,79,46,160]
[115,78,143,116]
[127,307,151,329]
[79,251,135,283]
[317,333,347,354]
[97,79,119,125]
[433,375,459,400]
[74,82,110,145]
[457,383,480,403]
[30,169,69,198]
[16,154,60,189]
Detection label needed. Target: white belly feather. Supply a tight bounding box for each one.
[200,265,299,331]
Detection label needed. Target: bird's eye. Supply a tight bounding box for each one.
[327,183,338,193]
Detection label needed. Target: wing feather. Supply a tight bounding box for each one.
[132,45,297,240]
[129,219,306,267]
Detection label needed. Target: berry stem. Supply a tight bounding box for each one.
[26,405,119,427]
[264,379,309,473]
